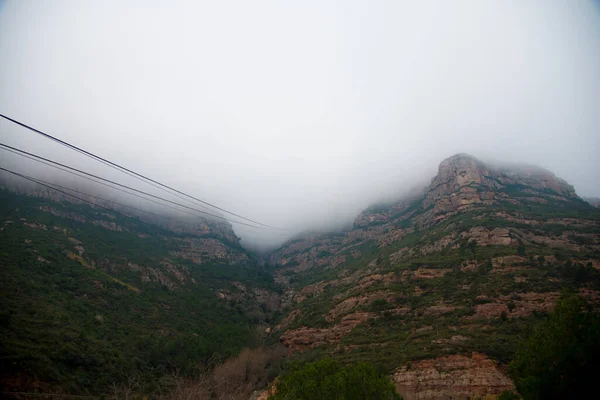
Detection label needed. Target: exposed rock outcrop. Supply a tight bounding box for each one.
[422,154,499,210]
[170,237,249,265]
[280,312,375,352]
[419,154,577,226]
[269,152,600,400]
[393,353,515,400]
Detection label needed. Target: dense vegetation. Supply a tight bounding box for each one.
[2,159,600,399]
[270,358,401,400]
[272,239,600,373]
[509,291,600,400]
[267,170,600,399]
[0,189,276,395]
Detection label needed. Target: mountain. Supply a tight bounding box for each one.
[0,186,280,394]
[267,154,600,399]
[2,153,599,399]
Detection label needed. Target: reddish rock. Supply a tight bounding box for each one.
[392,353,515,400]
[473,303,509,319]
[327,291,396,320]
[412,268,451,279]
[280,312,374,352]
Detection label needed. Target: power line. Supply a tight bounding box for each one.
[1,145,221,220]
[0,143,279,231]
[0,113,284,230]
[0,143,247,226]
[33,174,285,235]
[0,166,165,229]
[17,171,188,223]
[3,168,286,239]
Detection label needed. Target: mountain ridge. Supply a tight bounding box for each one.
[1,153,599,399]
[266,153,600,400]
[0,187,280,395]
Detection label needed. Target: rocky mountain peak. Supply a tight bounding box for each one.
[422,154,496,209]
[261,153,600,400]
[419,153,578,225]
[421,154,499,217]
[436,153,489,184]
[354,153,579,229]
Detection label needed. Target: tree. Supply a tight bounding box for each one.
[269,358,401,400]
[508,290,600,399]
[517,240,526,256]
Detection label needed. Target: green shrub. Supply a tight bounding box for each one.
[269,358,401,400]
[499,391,521,400]
[370,299,390,312]
[508,291,600,399]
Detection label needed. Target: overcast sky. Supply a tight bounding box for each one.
[1,0,599,249]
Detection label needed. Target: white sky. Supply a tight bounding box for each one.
[1,0,599,249]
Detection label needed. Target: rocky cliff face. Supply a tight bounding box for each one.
[271,154,590,275]
[422,154,499,209]
[420,154,577,226]
[424,154,576,208]
[393,353,515,400]
[267,153,600,400]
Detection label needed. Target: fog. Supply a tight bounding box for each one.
[1,1,599,250]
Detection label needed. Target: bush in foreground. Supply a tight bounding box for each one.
[508,291,600,399]
[269,358,401,400]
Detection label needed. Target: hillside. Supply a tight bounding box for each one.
[1,153,599,399]
[0,188,280,394]
[267,154,600,399]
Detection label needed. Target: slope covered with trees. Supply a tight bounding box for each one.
[508,290,600,399]
[267,154,600,399]
[2,153,599,399]
[0,189,280,394]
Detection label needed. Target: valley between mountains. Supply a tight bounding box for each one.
[2,153,599,399]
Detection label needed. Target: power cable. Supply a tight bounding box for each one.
[0,166,165,228]
[17,172,189,223]
[1,145,220,219]
[0,113,284,230]
[0,143,279,231]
